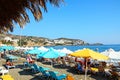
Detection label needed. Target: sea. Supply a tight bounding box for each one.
[45,44,120,52]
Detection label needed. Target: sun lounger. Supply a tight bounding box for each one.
[91,67,98,74]
[39,67,50,79]
[39,66,50,71]
[49,71,66,80]
[31,63,40,73]
[23,62,32,68]
[109,70,120,80]
[0,67,9,76]
[5,65,15,69]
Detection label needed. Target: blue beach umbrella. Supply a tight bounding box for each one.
[37,48,66,59]
[25,47,44,55]
[8,46,15,50]
[6,55,19,60]
[58,52,66,57]
[0,45,15,52]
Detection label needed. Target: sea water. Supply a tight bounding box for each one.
[46,44,120,52]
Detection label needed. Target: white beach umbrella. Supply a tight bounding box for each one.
[101,48,120,60]
[15,46,21,50]
[24,46,33,50]
[57,48,73,54]
[38,46,48,51]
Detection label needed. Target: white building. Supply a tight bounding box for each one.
[4,36,19,43]
[4,37,12,41]
[54,40,65,44]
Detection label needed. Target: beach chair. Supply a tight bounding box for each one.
[49,71,66,80]
[91,67,98,75]
[39,66,50,71]
[5,65,15,69]
[23,62,32,68]
[31,63,40,73]
[39,67,51,79]
[109,70,120,80]
[0,67,9,76]
[5,59,15,69]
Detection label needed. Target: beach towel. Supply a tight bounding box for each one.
[0,74,14,80]
[66,74,74,80]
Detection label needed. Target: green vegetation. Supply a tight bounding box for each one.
[17,39,27,46]
[1,40,13,45]
[0,34,103,46]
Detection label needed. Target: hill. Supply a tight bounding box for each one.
[0,34,102,46]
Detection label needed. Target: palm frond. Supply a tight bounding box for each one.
[0,0,64,33]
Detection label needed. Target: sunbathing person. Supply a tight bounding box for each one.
[76,62,85,73]
[6,59,13,66]
[26,54,35,64]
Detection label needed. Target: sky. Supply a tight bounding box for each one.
[10,0,120,44]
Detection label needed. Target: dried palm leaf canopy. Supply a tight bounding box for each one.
[0,0,63,33]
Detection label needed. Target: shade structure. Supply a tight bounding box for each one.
[0,46,15,52]
[6,55,19,61]
[25,47,44,55]
[57,48,73,54]
[101,48,120,60]
[0,0,64,33]
[38,46,48,51]
[37,48,66,59]
[70,48,109,60]
[70,48,109,80]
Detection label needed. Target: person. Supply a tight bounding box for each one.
[56,57,61,64]
[61,57,67,67]
[84,58,91,68]
[74,58,85,73]
[6,59,13,66]
[84,58,91,73]
[76,62,85,73]
[92,59,99,67]
[26,54,34,64]
[87,58,91,67]
[98,65,105,76]
[3,49,6,54]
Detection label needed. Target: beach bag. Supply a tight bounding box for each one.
[66,74,74,80]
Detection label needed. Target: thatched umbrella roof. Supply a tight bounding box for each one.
[0,0,63,33]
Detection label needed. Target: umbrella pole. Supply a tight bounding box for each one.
[36,58,37,65]
[50,60,53,66]
[85,58,87,80]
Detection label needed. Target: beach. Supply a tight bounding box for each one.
[0,0,120,80]
[0,57,108,80]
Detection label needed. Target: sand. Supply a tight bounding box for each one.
[0,58,108,80]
